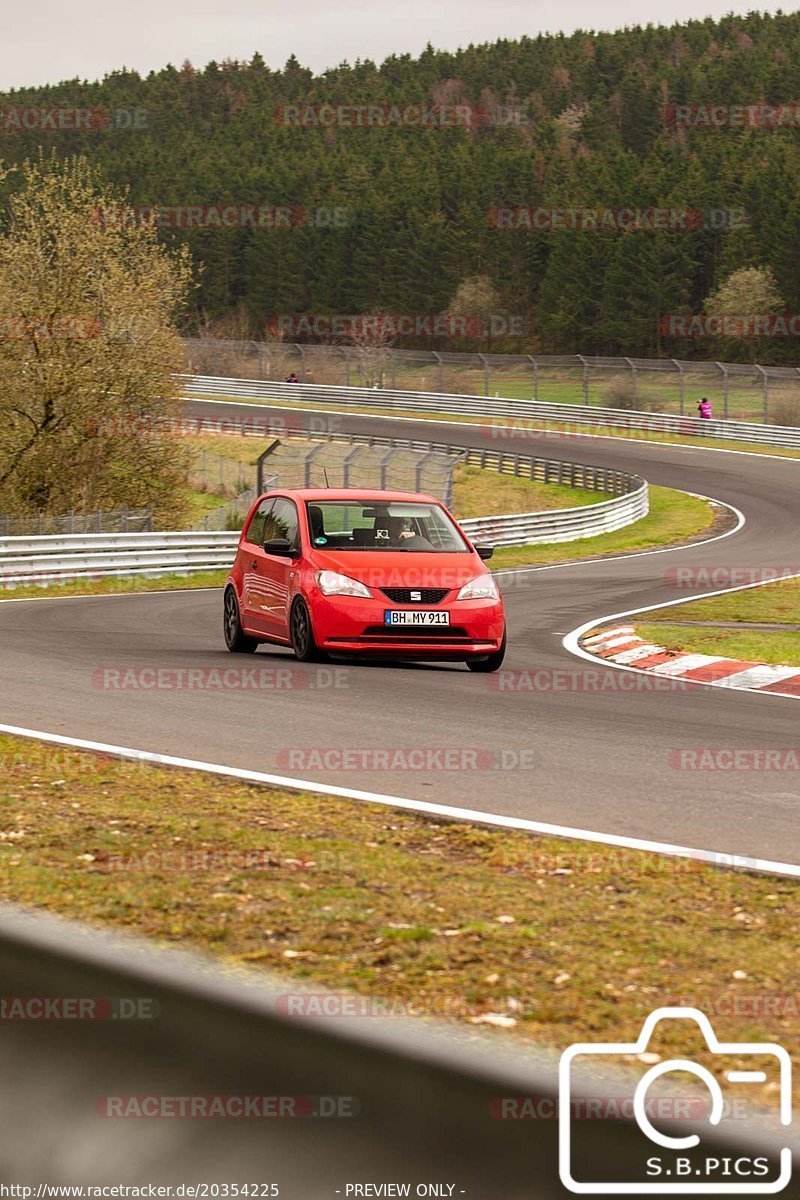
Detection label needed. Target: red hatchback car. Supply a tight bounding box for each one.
[223,488,506,671]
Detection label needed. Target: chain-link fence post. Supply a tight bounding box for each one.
[379,447,397,490]
[716,362,729,418]
[342,443,366,487]
[304,442,327,486]
[478,354,489,397]
[757,365,768,423]
[577,355,589,404]
[624,358,638,407]
[529,355,538,402]
[672,360,685,415]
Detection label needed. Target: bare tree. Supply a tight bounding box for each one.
[704,266,785,362]
[444,275,502,349]
[0,155,194,524]
[347,318,396,388]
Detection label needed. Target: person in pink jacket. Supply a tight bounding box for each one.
[698,397,713,419]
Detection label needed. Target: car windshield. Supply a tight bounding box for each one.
[305,500,469,552]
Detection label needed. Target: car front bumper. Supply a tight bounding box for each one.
[310,593,505,658]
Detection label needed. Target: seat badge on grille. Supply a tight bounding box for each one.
[410,590,421,601]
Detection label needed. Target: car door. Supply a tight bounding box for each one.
[260,497,301,640]
[240,497,274,632]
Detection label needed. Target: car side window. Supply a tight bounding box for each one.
[245,498,274,547]
[266,498,300,550]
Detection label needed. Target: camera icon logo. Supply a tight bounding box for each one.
[559,1007,792,1194]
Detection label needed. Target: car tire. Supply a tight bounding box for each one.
[290,597,328,662]
[224,587,259,654]
[466,629,507,673]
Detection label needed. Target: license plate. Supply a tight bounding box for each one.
[384,610,450,627]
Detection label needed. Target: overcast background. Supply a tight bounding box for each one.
[1,0,791,91]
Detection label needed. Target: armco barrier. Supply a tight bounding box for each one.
[181,374,800,448]
[0,901,796,1193]
[0,530,239,587]
[0,456,647,585]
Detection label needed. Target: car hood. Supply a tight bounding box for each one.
[310,549,484,592]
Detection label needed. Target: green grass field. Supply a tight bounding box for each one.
[197,345,783,420]
[289,365,776,423]
[634,576,800,666]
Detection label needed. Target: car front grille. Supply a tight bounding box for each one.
[358,625,473,642]
[380,587,450,605]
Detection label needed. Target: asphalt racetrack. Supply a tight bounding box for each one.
[2,399,799,865]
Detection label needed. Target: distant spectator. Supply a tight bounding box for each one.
[698,397,713,419]
[286,372,299,383]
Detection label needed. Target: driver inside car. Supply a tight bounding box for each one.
[382,514,434,550]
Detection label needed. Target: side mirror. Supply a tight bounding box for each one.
[263,537,298,557]
[475,545,494,562]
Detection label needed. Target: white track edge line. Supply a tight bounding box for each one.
[493,492,745,579]
[0,722,797,880]
[564,571,800,703]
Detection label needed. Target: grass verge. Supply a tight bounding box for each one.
[452,463,600,517]
[1,733,798,1105]
[631,577,800,666]
[636,623,800,667]
[488,485,717,570]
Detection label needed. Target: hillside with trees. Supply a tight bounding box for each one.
[2,10,800,359]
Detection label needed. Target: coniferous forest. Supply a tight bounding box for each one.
[2,10,800,358]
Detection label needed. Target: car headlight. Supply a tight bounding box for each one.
[457,575,499,601]
[315,570,372,598]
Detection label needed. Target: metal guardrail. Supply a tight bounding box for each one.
[0,453,646,585]
[0,531,238,586]
[461,489,647,548]
[181,374,800,448]
[183,338,800,422]
[0,890,795,1192]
